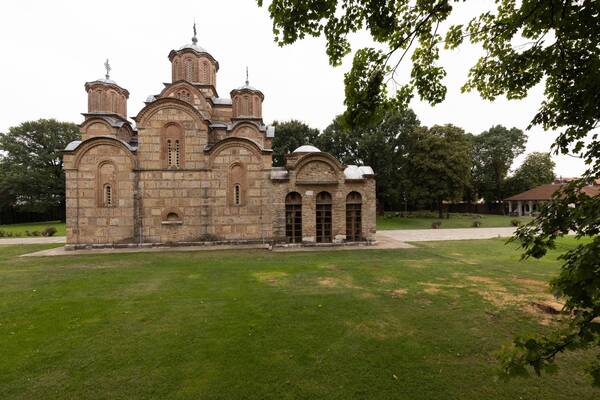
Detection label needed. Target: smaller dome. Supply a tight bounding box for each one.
[294,145,320,153]
[234,82,260,91]
[178,43,209,53]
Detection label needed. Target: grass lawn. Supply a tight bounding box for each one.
[0,220,66,237]
[0,239,598,399]
[377,212,534,230]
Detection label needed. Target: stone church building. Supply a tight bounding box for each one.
[63,30,375,248]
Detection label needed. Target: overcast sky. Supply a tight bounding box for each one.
[0,0,587,177]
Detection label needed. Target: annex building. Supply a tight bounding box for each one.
[63,29,376,248]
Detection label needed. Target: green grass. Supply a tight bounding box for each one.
[0,239,597,399]
[0,220,65,237]
[377,212,533,230]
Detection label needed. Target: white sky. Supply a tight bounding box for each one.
[0,0,587,177]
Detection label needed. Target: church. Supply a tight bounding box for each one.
[63,28,376,249]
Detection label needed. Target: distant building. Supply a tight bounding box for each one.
[504,183,599,216]
[63,28,376,248]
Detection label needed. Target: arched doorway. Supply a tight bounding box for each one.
[346,192,362,241]
[285,192,302,243]
[316,191,332,243]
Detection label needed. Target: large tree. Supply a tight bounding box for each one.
[270,120,319,166]
[472,126,527,206]
[407,124,472,218]
[505,152,556,197]
[317,109,420,210]
[258,0,600,384]
[0,119,80,216]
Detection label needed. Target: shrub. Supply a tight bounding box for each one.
[431,221,442,229]
[0,229,15,238]
[511,219,521,227]
[30,230,41,236]
[472,220,482,228]
[42,226,58,237]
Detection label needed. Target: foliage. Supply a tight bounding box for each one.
[471,126,527,204]
[406,125,472,218]
[270,120,319,166]
[0,230,16,238]
[0,119,80,214]
[42,226,57,237]
[317,109,420,209]
[258,0,600,384]
[511,219,522,227]
[505,152,556,197]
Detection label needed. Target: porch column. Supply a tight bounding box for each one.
[528,201,533,215]
[517,201,522,216]
[508,201,512,215]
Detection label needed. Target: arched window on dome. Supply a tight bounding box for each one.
[202,61,209,84]
[254,97,260,117]
[173,59,180,81]
[110,92,117,113]
[243,95,250,115]
[184,58,194,81]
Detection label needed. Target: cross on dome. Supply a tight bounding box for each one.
[104,58,111,80]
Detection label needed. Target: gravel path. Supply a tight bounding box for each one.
[0,236,66,245]
[3,228,517,254]
[377,227,517,243]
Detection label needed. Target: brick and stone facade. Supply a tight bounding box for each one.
[63,32,375,248]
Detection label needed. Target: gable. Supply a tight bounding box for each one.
[296,160,338,184]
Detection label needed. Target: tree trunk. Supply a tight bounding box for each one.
[438,198,444,219]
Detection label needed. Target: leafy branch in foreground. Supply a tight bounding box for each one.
[258,0,600,384]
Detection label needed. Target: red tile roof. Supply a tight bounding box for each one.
[505,184,600,201]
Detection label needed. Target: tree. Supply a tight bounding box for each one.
[472,126,527,206]
[258,0,600,384]
[505,152,556,197]
[317,109,420,210]
[0,119,80,217]
[406,124,471,218]
[270,120,319,166]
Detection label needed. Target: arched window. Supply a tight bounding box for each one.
[254,97,260,117]
[173,60,180,80]
[175,89,192,103]
[234,184,241,205]
[229,163,246,206]
[248,96,253,115]
[346,192,362,241]
[316,192,332,243]
[163,124,184,168]
[98,161,117,208]
[202,61,209,83]
[184,58,193,81]
[167,140,173,166]
[285,192,302,243]
[243,95,250,115]
[110,92,117,113]
[104,184,113,207]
